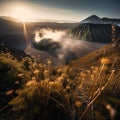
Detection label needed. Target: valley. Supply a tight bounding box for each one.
[0,14,120,120]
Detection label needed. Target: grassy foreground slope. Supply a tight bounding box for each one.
[0,43,120,120]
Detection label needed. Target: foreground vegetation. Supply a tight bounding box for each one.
[0,42,120,120]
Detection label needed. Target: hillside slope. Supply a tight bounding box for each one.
[70,43,120,68]
[0,43,120,120]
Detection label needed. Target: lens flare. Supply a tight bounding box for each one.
[22,21,28,43]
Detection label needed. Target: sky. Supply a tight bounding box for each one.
[0,0,120,22]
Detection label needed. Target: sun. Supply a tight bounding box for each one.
[11,6,30,22]
[10,6,29,42]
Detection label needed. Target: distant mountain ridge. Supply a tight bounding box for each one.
[0,16,19,22]
[81,15,120,25]
[102,17,120,25]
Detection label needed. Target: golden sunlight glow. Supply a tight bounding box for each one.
[11,6,30,22]
[10,5,29,42]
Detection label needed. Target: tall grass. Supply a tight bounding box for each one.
[0,35,120,120]
[7,53,119,120]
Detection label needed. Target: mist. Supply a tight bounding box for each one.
[34,28,66,42]
[32,28,104,61]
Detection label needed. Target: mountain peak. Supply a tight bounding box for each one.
[80,15,120,26]
[87,15,100,19]
[80,15,102,24]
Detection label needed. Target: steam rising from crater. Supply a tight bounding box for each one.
[33,28,104,61]
[35,32,41,42]
[34,28,66,42]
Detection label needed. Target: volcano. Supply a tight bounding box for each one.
[71,23,120,43]
[80,15,102,24]
[80,15,120,25]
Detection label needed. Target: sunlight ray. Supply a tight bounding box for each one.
[22,21,28,44]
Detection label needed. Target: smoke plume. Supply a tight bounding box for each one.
[33,28,104,61]
[34,28,66,42]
